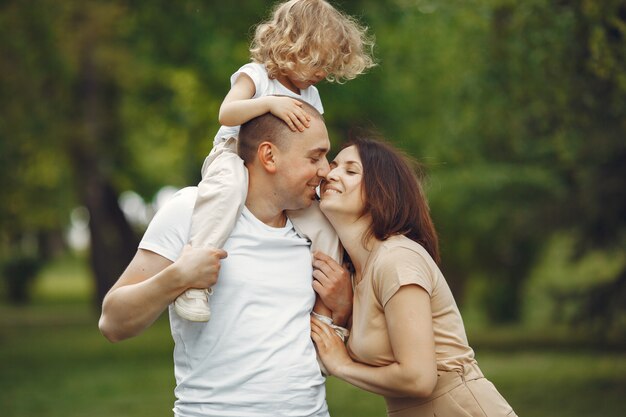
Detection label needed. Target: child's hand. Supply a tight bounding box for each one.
[268,96,311,132]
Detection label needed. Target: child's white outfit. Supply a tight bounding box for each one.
[175,63,342,325]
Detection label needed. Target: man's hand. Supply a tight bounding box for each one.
[268,96,311,132]
[173,245,228,292]
[312,251,353,326]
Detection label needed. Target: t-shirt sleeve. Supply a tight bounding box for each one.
[138,187,196,262]
[230,62,269,98]
[306,86,324,115]
[373,245,435,307]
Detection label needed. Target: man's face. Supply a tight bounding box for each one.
[274,117,331,211]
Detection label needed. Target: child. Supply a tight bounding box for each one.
[177,0,375,341]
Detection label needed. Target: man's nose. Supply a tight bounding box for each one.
[317,157,330,177]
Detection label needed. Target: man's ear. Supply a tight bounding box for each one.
[257,142,278,174]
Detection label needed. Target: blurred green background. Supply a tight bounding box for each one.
[1,0,625,416]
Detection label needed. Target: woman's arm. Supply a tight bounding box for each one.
[98,245,226,342]
[218,74,311,132]
[311,284,437,397]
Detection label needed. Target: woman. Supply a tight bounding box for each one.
[311,138,517,416]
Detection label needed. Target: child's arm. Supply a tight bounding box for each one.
[218,74,311,132]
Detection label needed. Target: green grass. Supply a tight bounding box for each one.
[0,306,175,416]
[1,256,625,416]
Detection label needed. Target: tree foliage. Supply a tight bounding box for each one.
[0,0,624,331]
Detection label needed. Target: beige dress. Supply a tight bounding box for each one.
[347,235,517,417]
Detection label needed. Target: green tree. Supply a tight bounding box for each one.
[0,0,140,305]
[0,0,273,305]
[1,0,623,332]
[325,0,625,327]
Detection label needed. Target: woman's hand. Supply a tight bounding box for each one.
[312,251,353,326]
[311,316,353,376]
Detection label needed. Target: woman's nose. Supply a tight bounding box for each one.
[324,165,339,181]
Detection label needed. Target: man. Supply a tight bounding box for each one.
[98,100,351,417]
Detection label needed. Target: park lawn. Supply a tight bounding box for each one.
[2,302,625,417]
[0,257,625,416]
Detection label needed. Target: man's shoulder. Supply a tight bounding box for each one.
[139,187,197,262]
[166,186,198,206]
[154,186,197,225]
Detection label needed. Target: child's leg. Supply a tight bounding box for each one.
[287,200,342,263]
[190,137,248,249]
[176,138,247,322]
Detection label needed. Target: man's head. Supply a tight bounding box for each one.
[238,99,323,164]
[238,98,331,212]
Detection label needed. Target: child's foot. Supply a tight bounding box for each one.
[174,288,213,322]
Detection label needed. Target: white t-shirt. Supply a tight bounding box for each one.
[214,62,324,146]
[139,187,329,417]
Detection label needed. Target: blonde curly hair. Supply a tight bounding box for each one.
[250,0,376,83]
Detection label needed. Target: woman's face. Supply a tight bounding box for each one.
[319,145,365,216]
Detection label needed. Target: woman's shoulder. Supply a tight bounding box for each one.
[378,235,433,261]
[372,236,439,278]
[369,236,440,301]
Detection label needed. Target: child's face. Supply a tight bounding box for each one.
[285,67,327,90]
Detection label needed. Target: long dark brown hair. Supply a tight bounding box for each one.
[347,137,440,264]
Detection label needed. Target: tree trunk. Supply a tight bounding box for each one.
[68,14,139,309]
[85,179,138,308]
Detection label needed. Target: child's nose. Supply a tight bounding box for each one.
[314,70,327,80]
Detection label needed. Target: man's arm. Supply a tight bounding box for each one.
[98,245,226,342]
[312,251,353,326]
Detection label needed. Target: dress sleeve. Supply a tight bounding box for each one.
[372,245,436,307]
[230,62,269,98]
[138,187,195,262]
